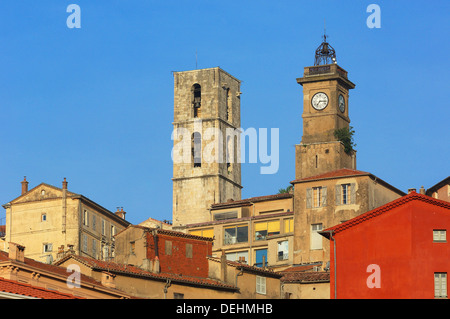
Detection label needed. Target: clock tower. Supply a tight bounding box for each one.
[295,35,357,180]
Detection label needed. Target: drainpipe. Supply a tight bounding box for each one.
[152,230,160,274]
[324,230,337,299]
[163,279,172,299]
[235,266,244,288]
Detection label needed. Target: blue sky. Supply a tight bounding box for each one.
[0,1,448,225]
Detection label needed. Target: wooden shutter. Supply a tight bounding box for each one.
[322,187,327,207]
[306,188,312,208]
[335,185,341,205]
[350,183,356,204]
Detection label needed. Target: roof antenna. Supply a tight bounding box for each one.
[195,50,198,69]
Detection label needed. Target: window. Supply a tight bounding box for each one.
[435,273,447,298]
[111,225,116,239]
[192,84,201,118]
[101,219,106,236]
[226,251,249,264]
[83,210,89,226]
[82,234,88,252]
[190,228,214,238]
[41,213,47,222]
[255,249,268,267]
[43,243,53,253]
[102,245,110,261]
[310,223,323,250]
[224,225,248,245]
[433,230,447,242]
[277,241,289,261]
[92,239,97,258]
[130,241,136,255]
[336,183,356,205]
[254,220,280,241]
[174,293,184,299]
[256,276,266,295]
[92,215,96,231]
[192,132,202,168]
[226,88,231,121]
[284,218,294,233]
[306,187,327,208]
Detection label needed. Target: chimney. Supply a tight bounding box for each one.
[115,207,126,219]
[62,177,68,190]
[21,177,29,195]
[408,188,416,194]
[9,242,25,262]
[419,186,426,195]
[220,250,228,284]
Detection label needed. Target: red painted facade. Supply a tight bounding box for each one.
[323,192,450,299]
[146,230,213,278]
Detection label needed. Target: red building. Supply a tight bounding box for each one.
[146,228,213,278]
[321,191,450,299]
[114,225,213,279]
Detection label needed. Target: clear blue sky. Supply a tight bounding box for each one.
[0,1,448,225]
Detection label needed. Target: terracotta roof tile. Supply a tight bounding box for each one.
[281,271,330,283]
[207,257,283,278]
[290,168,371,184]
[0,250,101,286]
[57,254,237,291]
[0,277,83,299]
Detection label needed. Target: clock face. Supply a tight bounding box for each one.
[339,94,345,113]
[311,92,329,110]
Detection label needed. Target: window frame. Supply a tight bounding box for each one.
[434,272,447,298]
[433,229,447,243]
[223,224,248,245]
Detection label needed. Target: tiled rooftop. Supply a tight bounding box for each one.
[0,276,83,299]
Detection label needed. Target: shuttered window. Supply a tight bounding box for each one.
[435,273,447,298]
[433,230,447,242]
[310,223,323,250]
[284,218,294,233]
[307,187,327,208]
[336,183,356,205]
[256,276,266,295]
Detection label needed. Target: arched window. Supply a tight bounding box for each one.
[192,132,202,168]
[192,84,201,118]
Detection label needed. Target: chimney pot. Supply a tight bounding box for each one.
[9,242,25,262]
[115,207,126,219]
[419,186,426,195]
[21,177,29,195]
[62,178,68,190]
[408,188,416,194]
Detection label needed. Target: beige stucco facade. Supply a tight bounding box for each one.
[292,171,405,265]
[2,178,130,264]
[181,193,295,271]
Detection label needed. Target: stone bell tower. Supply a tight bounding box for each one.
[172,67,242,227]
[295,34,357,180]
